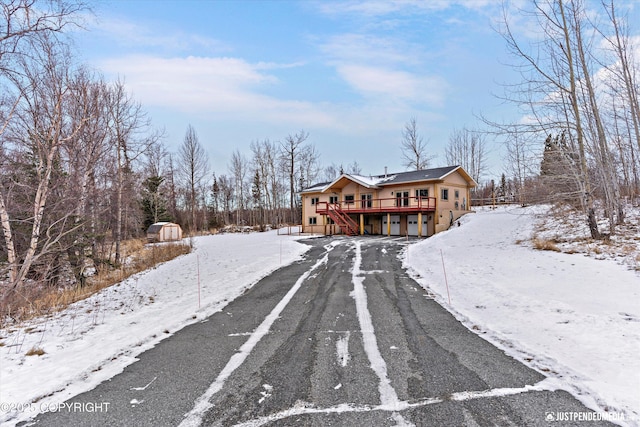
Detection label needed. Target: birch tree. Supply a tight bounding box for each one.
[178,124,209,232]
[1,35,83,291]
[0,0,87,290]
[498,0,602,238]
[445,127,487,184]
[401,117,433,170]
[106,80,159,263]
[281,130,308,223]
[600,0,640,200]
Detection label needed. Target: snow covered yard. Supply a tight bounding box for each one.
[0,231,309,426]
[405,205,640,426]
[2,208,638,426]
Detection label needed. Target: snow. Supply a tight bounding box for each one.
[347,174,391,187]
[1,206,639,426]
[0,231,309,426]
[404,205,640,426]
[335,331,351,367]
[351,241,413,425]
[179,248,330,427]
[350,241,400,408]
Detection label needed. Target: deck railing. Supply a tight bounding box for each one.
[315,196,436,215]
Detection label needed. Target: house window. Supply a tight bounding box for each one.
[329,196,339,204]
[310,197,319,205]
[416,189,429,199]
[441,188,449,200]
[396,191,409,207]
[361,194,372,208]
[344,194,355,204]
[455,190,459,200]
[309,217,317,225]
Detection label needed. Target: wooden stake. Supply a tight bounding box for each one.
[440,249,451,305]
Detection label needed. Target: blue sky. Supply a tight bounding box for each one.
[70,0,637,181]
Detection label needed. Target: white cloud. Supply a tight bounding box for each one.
[89,14,230,54]
[336,64,447,105]
[99,55,337,128]
[314,0,502,17]
[319,33,419,66]
[317,32,446,107]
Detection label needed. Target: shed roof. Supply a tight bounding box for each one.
[146,222,178,234]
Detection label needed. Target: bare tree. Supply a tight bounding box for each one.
[164,153,179,223]
[281,130,309,223]
[601,0,640,155]
[345,160,361,175]
[445,127,487,184]
[250,139,281,224]
[60,68,112,283]
[0,0,88,290]
[503,130,540,206]
[106,80,160,263]
[400,117,433,170]
[323,163,341,181]
[1,34,84,290]
[298,143,321,193]
[600,0,640,202]
[178,125,209,232]
[0,0,87,65]
[216,174,235,224]
[229,149,248,225]
[497,0,601,238]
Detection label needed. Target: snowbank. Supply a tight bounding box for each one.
[404,205,640,425]
[0,231,309,426]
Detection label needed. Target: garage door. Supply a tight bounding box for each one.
[408,215,419,236]
[422,215,429,237]
[382,215,401,235]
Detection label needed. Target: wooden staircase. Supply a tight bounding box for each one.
[326,204,359,236]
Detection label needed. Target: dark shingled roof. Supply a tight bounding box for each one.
[374,165,461,185]
[301,165,468,193]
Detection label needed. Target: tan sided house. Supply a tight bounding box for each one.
[300,165,476,237]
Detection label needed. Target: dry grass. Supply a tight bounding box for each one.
[1,241,191,328]
[25,346,45,356]
[532,237,561,252]
[532,202,640,270]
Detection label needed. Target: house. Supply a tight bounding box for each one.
[146,222,183,242]
[300,165,476,237]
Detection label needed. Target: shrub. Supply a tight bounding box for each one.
[1,241,191,328]
[25,347,45,356]
[533,238,561,252]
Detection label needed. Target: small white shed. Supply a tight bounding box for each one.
[147,222,183,242]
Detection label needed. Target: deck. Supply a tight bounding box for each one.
[315,197,437,215]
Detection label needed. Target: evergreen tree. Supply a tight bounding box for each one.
[540,132,581,204]
[252,170,264,229]
[140,176,171,230]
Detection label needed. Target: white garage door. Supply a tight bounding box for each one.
[408,215,419,236]
[382,215,401,235]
